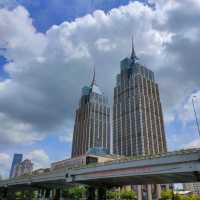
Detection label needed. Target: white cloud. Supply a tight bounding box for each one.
[0,112,43,145]
[164,111,175,124]
[185,138,200,149]
[27,149,50,170]
[59,133,73,143]
[179,90,200,126]
[0,0,200,150]
[95,38,116,52]
[0,153,11,178]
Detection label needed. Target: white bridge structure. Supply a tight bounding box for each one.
[1,148,200,199]
[1,148,200,188]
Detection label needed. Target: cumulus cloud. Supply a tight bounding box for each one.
[185,138,200,149]
[0,0,200,149]
[179,90,200,126]
[0,153,11,178]
[95,38,117,52]
[59,132,73,143]
[26,149,50,170]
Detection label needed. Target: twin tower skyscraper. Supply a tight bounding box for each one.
[71,39,167,159]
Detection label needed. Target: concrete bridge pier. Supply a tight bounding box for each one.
[40,189,46,200]
[137,185,142,200]
[50,189,54,199]
[97,187,106,200]
[156,184,161,199]
[34,187,63,200]
[86,186,107,200]
[27,189,34,200]
[53,188,61,200]
[37,189,41,200]
[6,188,16,200]
[86,187,96,200]
[147,185,152,200]
[1,187,8,199]
[59,189,64,200]
[45,188,51,200]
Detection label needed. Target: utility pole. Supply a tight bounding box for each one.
[192,96,200,137]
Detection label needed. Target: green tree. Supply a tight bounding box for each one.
[68,185,86,199]
[161,189,172,200]
[107,190,120,199]
[160,189,198,200]
[185,195,200,200]
[120,190,136,199]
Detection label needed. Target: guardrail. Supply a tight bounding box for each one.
[70,148,200,171]
[1,148,200,186]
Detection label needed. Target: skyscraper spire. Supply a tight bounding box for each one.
[130,36,138,61]
[91,65,96,86]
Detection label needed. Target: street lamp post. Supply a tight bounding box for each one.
[192,97,200,137]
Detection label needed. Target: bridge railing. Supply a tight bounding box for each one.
[69,148,200,171]
[1,148,200,186]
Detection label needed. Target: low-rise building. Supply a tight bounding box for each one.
[183,182,200,195]
[51,150,123,171]
[32,168,50,175]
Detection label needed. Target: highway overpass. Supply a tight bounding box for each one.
[1,148,200,188]
[66,148,200,186]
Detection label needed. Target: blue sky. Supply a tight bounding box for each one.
[0,0,200,178]
[17,0,132,32]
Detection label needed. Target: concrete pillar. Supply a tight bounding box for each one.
[37,189,41,199]
[54,189,61,200]
[97,187,106,200]
[59,189,64,200]
[165,184,170,190]
[86,187,96,200]
[147,185,152,200]
[43,189,47,200]
[45,188,50,199]
[137,185,142,200]
[27,188,33,200]
[51,188,55,199]
[156,184,161,199]
[40,189,43,199]
[2,187,8,199]
[7,188,16,200]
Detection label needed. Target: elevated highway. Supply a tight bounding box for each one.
[67,148,200,186]
[1,148,200,188]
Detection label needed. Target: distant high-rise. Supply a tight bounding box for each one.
[14,159,33,177]
[113,38,167,156]
[71,69,110,158]
[112,38,167,200]
[9,153,23,178]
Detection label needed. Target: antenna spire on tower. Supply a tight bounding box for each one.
[91,65,96,86]
[131,35,138,61]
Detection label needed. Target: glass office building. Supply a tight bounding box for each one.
[113,41,167,156]
[9,153,23,178]
[112,40,167,200]
[71,71,110,157]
